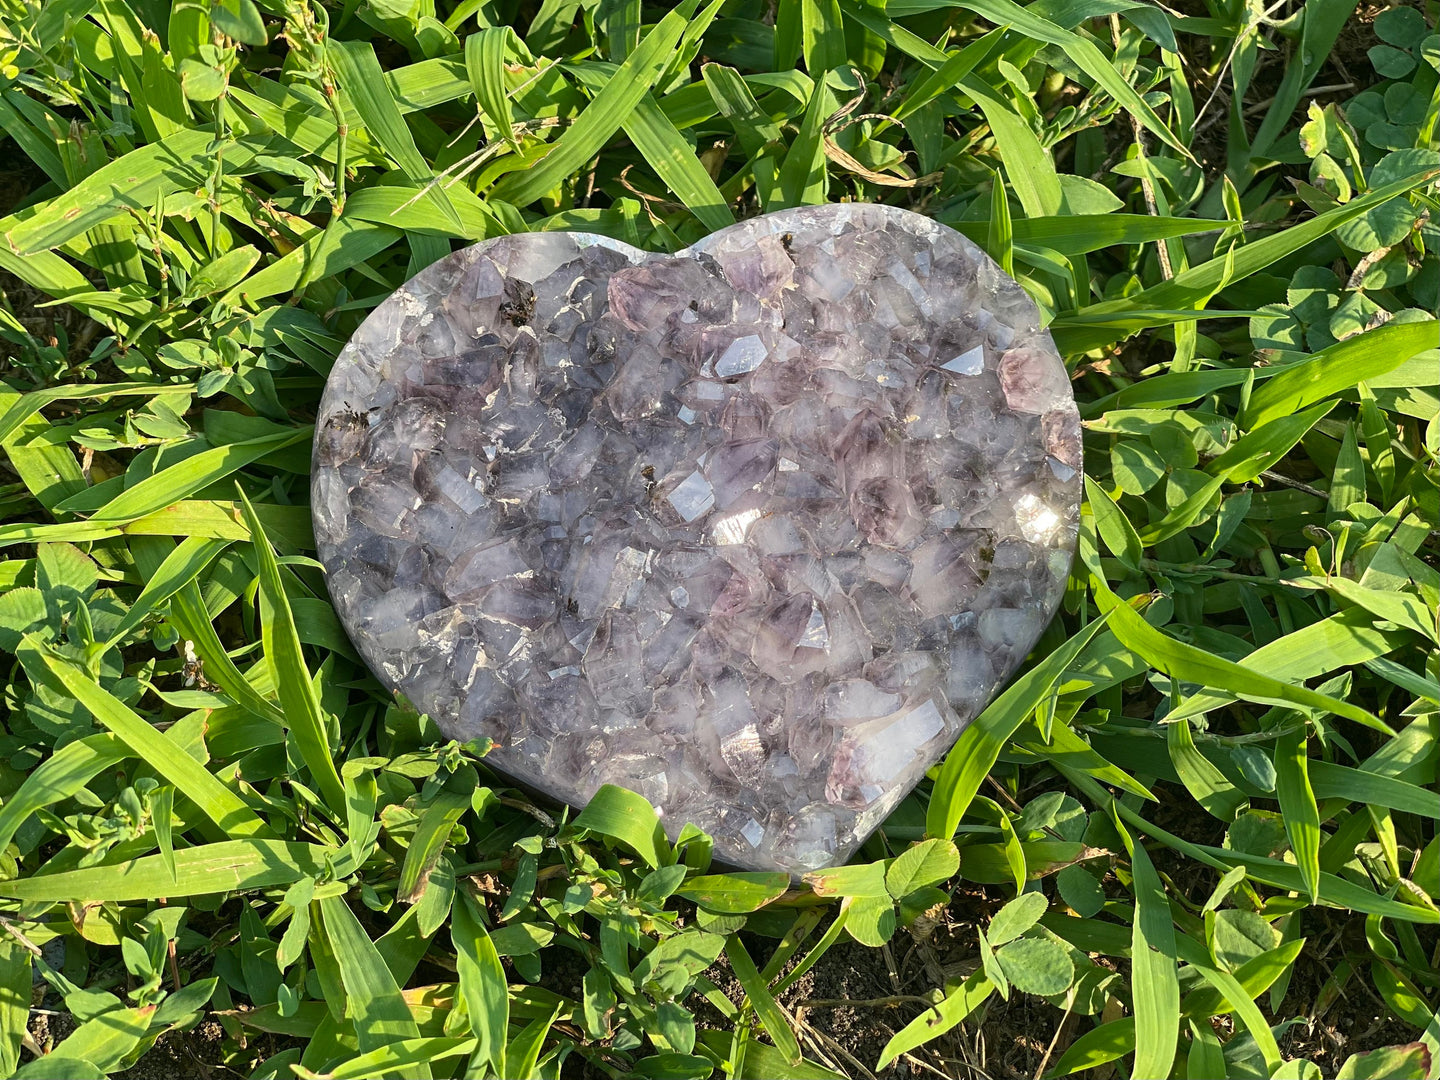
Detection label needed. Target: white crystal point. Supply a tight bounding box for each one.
[312,204,1079,875]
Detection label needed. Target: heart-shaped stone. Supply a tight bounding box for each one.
[313,204,1079,874]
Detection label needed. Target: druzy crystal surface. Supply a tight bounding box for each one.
[313,204,1080,874]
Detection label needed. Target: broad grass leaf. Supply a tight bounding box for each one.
[1084,476,1143,569]
[678,872,789,913]
[573,784,670,868]
[726,937,802,1066]
[15,1060,107,1080]
[778,73,831,208]
[1188,961,1282,1075]
[103,536,229,648]
[1207,399,1336,484]
[451,894,509,1077]
[316,1037,476,1080]
[893,30,1003,122]
[1092,582,1389,734]
[0,839,345,903]
[0,382,194,445]
[962,75,1063,218]
[1115,812,1179,1080]
[488,922,554,956]
[876,970,992,1070]
[1044,1017,1134,1076]
[464,28,516,146]
[631,1053,714,1079]
[1336,1044,1433,1080]
[1274,725,1322,903]
[0,941,30,1077]
[927,613,1112,841]
[397,776,473,903]
[801,0,846,72]
[318,897,424,1061]
[88,431,308,524]
[187,245,260,297]
[804,861,888,897]
[885,838,959,898]
[1244,320,1439,429]
[1166,718,1248,821]
[1323,577,1438,642]
[1180,939,1305,1018]
[19,639,270,840]
[1186,1019,1226,1080]
[1309,762,1439,818]
[1165,609,1409,722]
[330,41,462,232]
[238,490,346,811]
[491,2,696,207]
[506,1003,563,1079]
[38,1005,153,1072]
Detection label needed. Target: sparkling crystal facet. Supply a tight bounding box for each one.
[313,204,1080,874]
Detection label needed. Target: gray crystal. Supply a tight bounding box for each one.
[312,205,1080,875]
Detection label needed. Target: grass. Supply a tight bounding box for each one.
[0,0,1436,1077]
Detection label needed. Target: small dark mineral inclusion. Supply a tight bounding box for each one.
[313,204,1081,874]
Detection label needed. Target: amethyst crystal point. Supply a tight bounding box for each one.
[312,204,1081,874]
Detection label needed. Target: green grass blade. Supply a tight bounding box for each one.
[573,784,670,868]
[89,430,308,524]
[318,896,425,1056]
[927,613,1111,841]
[1274,725,1322,904]
[726,937,802,1066]
[490,1,697,207]
[877,970,992,1070]
[104,536,229,648]
[331,40,463,233]
[0,733,126,854]
[1093,583,1390,734]
[1115,812,1179,1080]
[465,27,517,147]
[19,638,271,840]
[237,488,346,811]
[0,840,341,901]
[453,892,509,1077]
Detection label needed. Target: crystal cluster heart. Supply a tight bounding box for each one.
[312,204,1080,873]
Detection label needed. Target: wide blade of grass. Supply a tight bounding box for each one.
[318,896,425,1057]
[0,840,344,901]
[1243,319,1439,428]
[927,613,1112,841]
[490,1,697,207]
[726,937,802,1066]
[1113,810,1179,1080]
[237,488,346,811]
[18,637,271,840]
[1274,725,1322,903]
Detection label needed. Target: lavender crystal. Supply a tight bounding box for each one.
[312,204,1080,874]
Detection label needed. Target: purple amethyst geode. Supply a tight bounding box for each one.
[312,204,1080,873]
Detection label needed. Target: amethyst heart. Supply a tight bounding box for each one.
[312,204,1080,873]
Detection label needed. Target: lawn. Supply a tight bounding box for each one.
[0,0,1436,1077]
